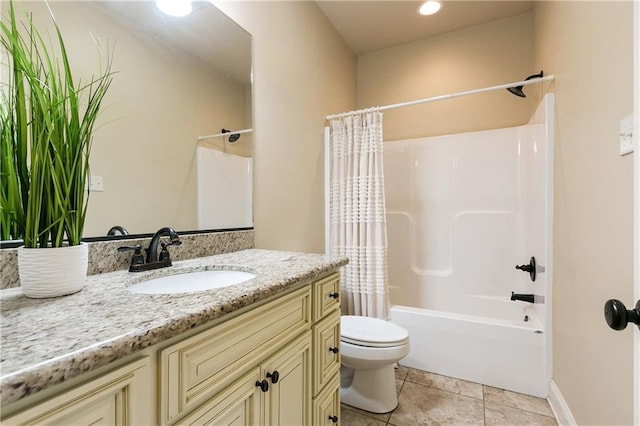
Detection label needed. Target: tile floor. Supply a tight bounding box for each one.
[340,366,558,426]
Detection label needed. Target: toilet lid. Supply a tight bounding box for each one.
[341,315,409,348]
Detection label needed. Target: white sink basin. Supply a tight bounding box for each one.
[128,270,256,295]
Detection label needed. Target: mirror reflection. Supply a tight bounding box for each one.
[2,0,253,240]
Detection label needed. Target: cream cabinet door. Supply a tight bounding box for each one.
[312,310,340,395]
[3,358,151,426]
[312,376,340,426]
[176,368,261,426]
[260,331,312,426]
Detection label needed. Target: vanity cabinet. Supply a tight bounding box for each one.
[2,272,341,426]
[2,358,151,425]
[164,273,341,426]
[159,285,312,424]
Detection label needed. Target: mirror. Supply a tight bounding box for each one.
[1,0,252,241]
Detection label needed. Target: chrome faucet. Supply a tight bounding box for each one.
[146,227,182,263]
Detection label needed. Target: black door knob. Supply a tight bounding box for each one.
[604,299,640,330]
[329,346,339,354]
[266,370,280,384]
[328,415,338,423]
[255,379,269,392]
[329,292,339,299]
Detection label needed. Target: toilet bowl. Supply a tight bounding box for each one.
[340,315,410,413]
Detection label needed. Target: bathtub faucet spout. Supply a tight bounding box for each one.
[511,292,535,303]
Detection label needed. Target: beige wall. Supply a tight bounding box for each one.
[534,2,634,424]
[357,13,535,141]
[213,1,357,253]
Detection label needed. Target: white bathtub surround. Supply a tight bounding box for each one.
[329,109,390,319]
[388,93,555,398]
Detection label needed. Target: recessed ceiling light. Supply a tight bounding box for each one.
[418,0,443,16]
[156,0,192,17]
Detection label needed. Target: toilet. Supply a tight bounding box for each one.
[340,315,410,413]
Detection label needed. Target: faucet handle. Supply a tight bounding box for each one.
[158,241,180,262]
[515,256,537,282]
[118,244,145,265]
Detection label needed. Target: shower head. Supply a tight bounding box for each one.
[221,128,241,143]
[507,86,527,98]
[507,71,544,98]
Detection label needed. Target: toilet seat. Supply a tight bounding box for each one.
[341,315,409,348]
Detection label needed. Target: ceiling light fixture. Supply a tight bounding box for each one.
[156,0,192,17]
[418,0,443,16]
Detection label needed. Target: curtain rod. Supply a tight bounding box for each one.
[197,128,253,141]
[325,75,555,120]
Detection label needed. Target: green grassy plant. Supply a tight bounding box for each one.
[0,1,113,247]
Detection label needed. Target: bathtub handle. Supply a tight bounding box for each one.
[515,256,537,282]
[329,346,339,354]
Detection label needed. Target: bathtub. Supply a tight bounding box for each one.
[390,300,548,398]
[385,94,555,399]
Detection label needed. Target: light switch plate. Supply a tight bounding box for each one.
[89,175,104,192]
[619,114,634,156]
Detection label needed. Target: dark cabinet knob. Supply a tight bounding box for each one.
[329,346,339,354]
[604,299,640,330]
[255,379,269,392]
[329,292,339,299]
[328,415,338,423]
[266,370,280,384]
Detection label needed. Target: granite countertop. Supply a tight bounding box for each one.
[0,249,348,406]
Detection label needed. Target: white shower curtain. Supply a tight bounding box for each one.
[329,108,389,320]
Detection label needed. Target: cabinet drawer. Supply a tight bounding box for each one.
[160,286,311,424]
[313,273,340,321]
[312,375,340,426]
[313,309,341,395]
[3,358,151,426]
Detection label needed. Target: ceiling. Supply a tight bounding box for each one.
[315,0,534,55]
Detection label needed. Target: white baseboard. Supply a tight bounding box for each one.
[548,379,577,426]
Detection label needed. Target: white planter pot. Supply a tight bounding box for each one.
[18,242,88,298]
